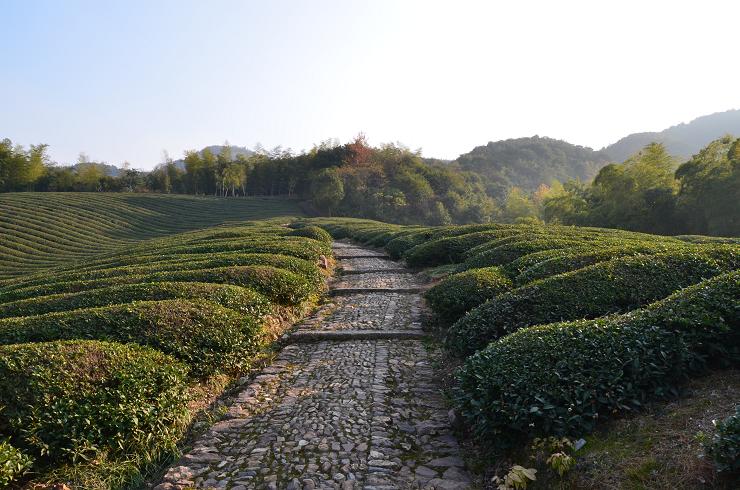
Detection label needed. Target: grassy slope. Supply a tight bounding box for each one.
[0,193,302,279]
[568,370,739,490]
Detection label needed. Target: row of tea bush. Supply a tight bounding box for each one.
[0,221,331,487]
[308,218,739,459]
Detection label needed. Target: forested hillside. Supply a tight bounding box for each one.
[603,109,740,161]
[450,136,612,198]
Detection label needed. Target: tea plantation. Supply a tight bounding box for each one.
[0,195,332,487]
[308,217,739,476]
[1,198,737,487]
[0,193,302,280]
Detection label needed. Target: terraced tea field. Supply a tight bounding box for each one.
[0,195,325,487]
[1,198,737,489]
[0,193,302,279]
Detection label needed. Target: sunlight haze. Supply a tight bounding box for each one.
[2,0,739,168]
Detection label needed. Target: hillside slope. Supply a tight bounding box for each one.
[603,109,740,162]
[0,193,302,279]
[451,136,612,197]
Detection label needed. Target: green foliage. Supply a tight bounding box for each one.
[404,230,509,267]
[544,137,740,237]
[705,406,740,474]
[310,168,345,216]
[453,272,739,451]
[446,249,737,356]
[0,440,33,487]
[0,192,303,279]
[675,135,740,237]
[0,299,261,377]
[0,340,189,483]
[287,225,332,244]
[454,135,611,199]
[425,267,512,324]
[0,282,271,319]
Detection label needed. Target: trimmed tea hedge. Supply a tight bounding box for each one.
[0,299,260,376]
[0,340,189,484]
[0,282,271,319]
[287,225,332,244]
[453,271,740,450]
[425,267,512,324]
[446,249,738,356]
[405,231,515,268]
[0,193,302,279]
[0,265,315,306]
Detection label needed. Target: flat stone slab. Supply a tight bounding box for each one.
[330,287,426,296]
[340,257,405,272]
[289,329,426,342]
[333,272,425,290]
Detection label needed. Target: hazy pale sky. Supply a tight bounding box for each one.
[2,0,739,169]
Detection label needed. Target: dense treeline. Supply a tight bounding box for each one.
[541,137,740,236]
[1,135,738,234]
[1,136,496,225]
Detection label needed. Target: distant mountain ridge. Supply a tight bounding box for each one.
[602,109,740,162]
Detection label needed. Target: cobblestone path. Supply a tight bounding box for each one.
[157,241,471,490]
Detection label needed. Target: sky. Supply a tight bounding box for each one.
[1,0,739,169]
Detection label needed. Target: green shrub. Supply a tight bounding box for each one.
[0,300,261,376]
[0,440,33,487]
[453,271,740,451]
[405,231,511,268]
[425,267,512,324]
[287,225,332,244]
[447,250,738,356]
[385,231,433,259]
[1,252,323,292]
[0,265,315,306]
[460,238,587,270]
[706,406,740,474]
[0,340,189,483]
[0,282,272,319]
[513,246,666,285]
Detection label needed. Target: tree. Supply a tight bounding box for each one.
[310,168,344,216]
[675,136,740,236]
[183,151,202,194]
[502,186,537,222]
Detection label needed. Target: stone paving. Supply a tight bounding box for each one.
[157,241,470,490]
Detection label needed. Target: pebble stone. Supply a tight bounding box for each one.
[156,240,471,490]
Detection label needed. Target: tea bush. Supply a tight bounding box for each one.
[0,282,271,319]
[0,265,315,306]
[425,267,512,324]
[405,231,512,268]
[447,249,738,356]
[453,271,740,450]
[705,406,740,474]
[0,340,189,483]
[287,225,332,244]
[0,440,33,487]
[0,299,260,376]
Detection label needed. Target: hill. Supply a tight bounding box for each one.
[451,136,612,198]
[603,109,740,162]
[0,193,301,279]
